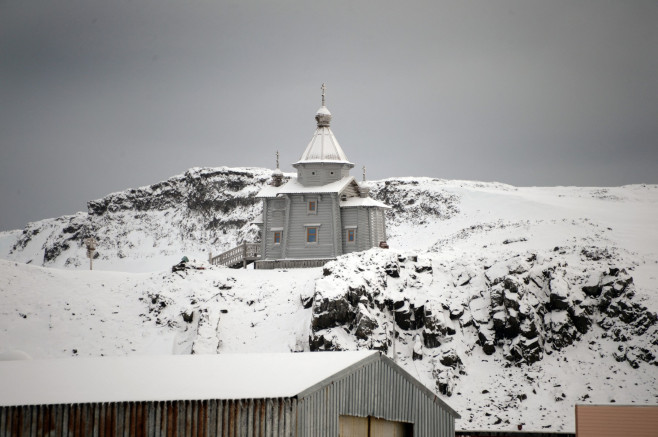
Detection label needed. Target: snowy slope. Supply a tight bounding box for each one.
[0,167,276,272]
[1,168,657,433]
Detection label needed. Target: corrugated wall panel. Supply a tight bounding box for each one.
[0,399,297,437]
[576,404,658,437]
[297,358,456,437]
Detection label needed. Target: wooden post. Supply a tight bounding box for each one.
[209,252,213,265]
[243,243,247,269]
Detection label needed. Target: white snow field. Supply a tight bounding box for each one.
[1,169,657,433]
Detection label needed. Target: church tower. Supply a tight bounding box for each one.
[293,84,354,186]
[255,85,390,269]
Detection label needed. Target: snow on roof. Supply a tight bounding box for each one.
[0,351,377,406]
[340,197,391,209]
[257,176,356,198]
[294,126,353,165]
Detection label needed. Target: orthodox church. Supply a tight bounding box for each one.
[254,86,390,269]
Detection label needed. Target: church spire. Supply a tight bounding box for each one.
[315,83,332,127]
[271,150,283,187]
[321,83,326,107]
[294,84,353,167]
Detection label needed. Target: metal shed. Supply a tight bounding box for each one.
[0,351,459,436]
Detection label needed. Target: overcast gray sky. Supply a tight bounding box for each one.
[1,0,657,231]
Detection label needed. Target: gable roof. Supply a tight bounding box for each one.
[0,351,376,406]
[297,352,460,418]
[340,197,391,209]
[256,176,357,198]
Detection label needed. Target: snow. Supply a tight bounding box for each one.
[0,351,376,406]
[295,119,353,164]
[1,169,658,433]
[340,197,391,209]
[257,176,356,197]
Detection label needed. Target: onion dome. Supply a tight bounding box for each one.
[315,106,332,127]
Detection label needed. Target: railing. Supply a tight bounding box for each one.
[209,243,261,268]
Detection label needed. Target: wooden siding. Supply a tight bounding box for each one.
[297,164,350,187]
[340,208,359,255]
[296,357,457,437]
[575,404,658,437]
[263,198,286,259]
[0,398,297,437]
[358,208,372,251]
[283,194,336,259]
[369,209,386,246]
[340,181,359,198]
[260,198,286,260]
[254,259,334,269]
[340,206,388,254]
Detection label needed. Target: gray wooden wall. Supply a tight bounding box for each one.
[296,164,351,187]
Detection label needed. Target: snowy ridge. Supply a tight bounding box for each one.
[1,168,657,433]
[1,167,278,271]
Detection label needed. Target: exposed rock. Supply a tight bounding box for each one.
[439,348,462,369]
[311,296,354,332]
[394,301,424,331]
[412,334,423,361]
[355,304,379,340]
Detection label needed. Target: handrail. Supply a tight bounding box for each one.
[209,243,261,268]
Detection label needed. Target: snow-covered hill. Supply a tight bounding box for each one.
[1,167,274,271]
[1,167,657,433]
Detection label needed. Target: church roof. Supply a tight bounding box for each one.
[340,197,391,209]
[293,106,354,167]
[257,176,356,198]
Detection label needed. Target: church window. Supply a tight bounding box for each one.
[307,227,317,243]
[274,231,281,244]
[347,229,355,242]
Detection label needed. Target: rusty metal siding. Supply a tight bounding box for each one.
[575,404,658,437]
[297,358,456,437]
[0,398,297,437]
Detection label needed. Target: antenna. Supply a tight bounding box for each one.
[276,150,280,170]
[362,165,366,182]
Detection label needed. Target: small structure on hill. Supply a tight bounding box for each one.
[0,351,459,437]
[209,85,390,269]
[253,85,390,269]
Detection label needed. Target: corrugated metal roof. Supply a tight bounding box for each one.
[0,351,376,406]
[296,352,460,419]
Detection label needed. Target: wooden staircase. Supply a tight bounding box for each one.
[209,243,261,269]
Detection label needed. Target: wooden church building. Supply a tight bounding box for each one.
[254,87,390,269]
